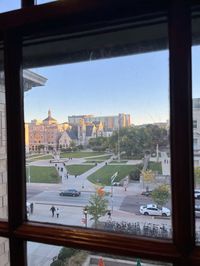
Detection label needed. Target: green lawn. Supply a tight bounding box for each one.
[109,160,128,164]
[85,155,111,160]
[87,165,139,186]
[84,160,104,164]
[26,155,53,162]
[65,165,95,175]
[148,162,162,174]
[26,166,60,183]
[83,155,111,163]
[60,151,106,158]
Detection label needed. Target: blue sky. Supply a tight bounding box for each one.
[24,51,170,125]
[0,1,20,13]
[24,47,200,125]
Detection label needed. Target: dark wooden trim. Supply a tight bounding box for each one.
[21,0,35,8]
[15,222,180,263]
[0,1,199,265]
[169,0,194,263]
[0,0,168,35]
[4,30,26,265]
[0,221,9,237]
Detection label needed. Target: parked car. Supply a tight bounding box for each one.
[141,190,153,196]
[139,204,171,217]
[195,189,200,199]
[112,182,122,186]
[59,189,81,197]
[195,205,200,213]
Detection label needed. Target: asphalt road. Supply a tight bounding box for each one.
[120,195,172,215]
[27,185,200,215]
[28,190,124,209]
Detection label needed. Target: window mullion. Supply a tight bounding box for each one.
[21,0,36,8]
[4,30,27,266]
[169,0,194,264]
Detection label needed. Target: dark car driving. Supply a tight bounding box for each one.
[59,189,81,197]
[141,190,153,197]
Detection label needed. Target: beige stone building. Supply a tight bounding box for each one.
[27,110,70,152]
[0,69,47,265]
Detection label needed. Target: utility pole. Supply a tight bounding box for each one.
[118,119,120,162]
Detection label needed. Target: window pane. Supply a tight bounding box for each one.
[0,237,9,266]
[27,241,172,266]
[36,0,56,4]
[0,1,20,13]
[23,22,172,240]
[0,48,8,221]
[192,13,200,243]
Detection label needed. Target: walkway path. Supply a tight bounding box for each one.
[160,152,170,175]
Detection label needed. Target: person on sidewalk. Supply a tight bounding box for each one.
[50,205,56,217]
[30,202,34,214]
[107,210,111,220]
[56,208,60,218]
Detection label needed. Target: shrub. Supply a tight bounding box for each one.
[50,259,64,266]
[58,247,76,261]
[129,165,143,181]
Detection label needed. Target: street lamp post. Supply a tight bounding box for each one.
[110,171,118,212]
[83,207,88,227]
[118,121,120,162]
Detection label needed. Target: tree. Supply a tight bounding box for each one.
[108,125,168,159]
[88,137,109,151]
[87,190,108,228]
[38,144,45,153]
[141,169,155,190]
[151,184,170,207]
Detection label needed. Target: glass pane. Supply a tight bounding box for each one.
[23,22,172,239]
[27,241,172,266]
[0,47,8,221]
[0,1,20,13]
[37,0,56,4]
[0,237,9,266]
[192,14,200,243]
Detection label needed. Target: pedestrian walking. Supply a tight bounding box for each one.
[30,202,34,214]
[107,210,111,220]
[56,208,60,218]
[50,205,56,217]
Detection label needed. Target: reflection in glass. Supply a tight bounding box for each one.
[27,241,172,266]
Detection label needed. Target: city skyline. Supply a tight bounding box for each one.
[24,51,170,125]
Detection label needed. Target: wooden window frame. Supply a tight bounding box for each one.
[0,0,200,265]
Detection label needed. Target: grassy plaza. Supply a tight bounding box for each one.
[26,166,60,183]
[26,155,53,162]
[148,162,162,174]
[60,151,106,158]
[65,165,95,175]
[87,165,140,186]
